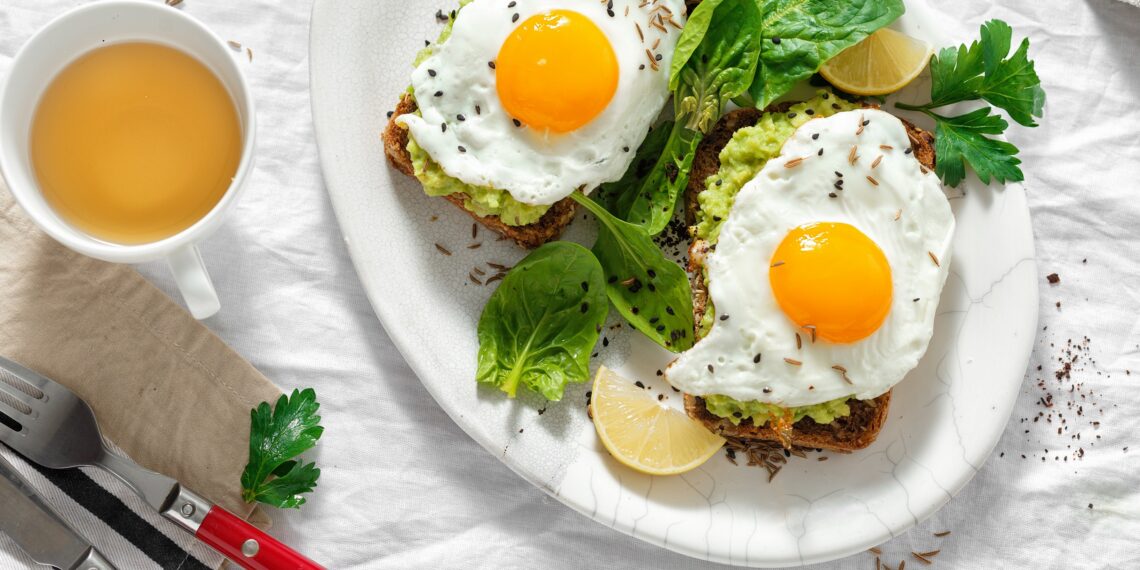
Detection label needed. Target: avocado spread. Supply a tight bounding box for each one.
[697,90,860,427]
[403,0,547,227]
[705,394,851,426]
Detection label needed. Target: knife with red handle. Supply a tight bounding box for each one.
[193,501,323,570]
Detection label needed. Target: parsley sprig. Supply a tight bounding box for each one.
[240,388,324,509]
[896,19,1045,187]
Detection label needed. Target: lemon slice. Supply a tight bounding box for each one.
[819,28,934,96]
[590,366,725,475]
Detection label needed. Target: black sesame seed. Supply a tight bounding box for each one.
[715,179,723,186]
[805,109,815,115]
[647,283,656,292]
[434,90,443,97]
[656,324,666,332]
[708,364,715,373]
[428,69,437,77]
[763,387,772,393]
[647,269,656,278]
[655,53,663,61]
[457,145,467,153]
[488,60,496,69]
[913,297,920,302]
[753,353,762,363]
[787,112,797,118]
[829,192,838,198]
[386,111,394,118]
[771,36,781,44]
[581,281,589,291]
[812,133,820,140]
[822,92,830,99]
[622,146,630,152]
[650,317,659,324]
[635,381,645,389]
[904,147,914,154]
[607,9,615,17]
[425,40,431,47]
[441,123,447,133]
[712,215,722,222]
[435,9,447,22]
[639,64,645,70]
[631,306,639,315]
[836,179,844,186]
[607,275,617,284]
[508,0,516,6]
[862,119,870,126]
[733,411,742,418]
[602,337,609,347]
[817,148,824,156]
[512,13,519,22]
[580,302,589,313]
[475,105,481,115]
[457,114,466,121]
[665,306,675,315]
[835,171,844,177]
[512,118,522,127]
[719,314,729,321]
[832,103,841,110]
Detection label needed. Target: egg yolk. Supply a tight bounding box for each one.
[495,10,618,133]
[769,222,892,344]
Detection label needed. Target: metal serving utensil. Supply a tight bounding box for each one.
[0,356,323,570]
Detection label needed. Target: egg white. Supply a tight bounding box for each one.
[397,0,686,206]
[666,109,955,407]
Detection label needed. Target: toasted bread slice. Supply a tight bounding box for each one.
[382,94,578,249]
[682,103,937,453]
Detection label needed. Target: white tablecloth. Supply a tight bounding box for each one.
[2,1,1138,568]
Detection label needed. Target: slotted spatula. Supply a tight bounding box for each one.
[0,355,323,570]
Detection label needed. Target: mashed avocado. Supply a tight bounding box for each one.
[697,90,860,427]
[407,137,548,226]
[403,0,547,226]
[705,394,851,427]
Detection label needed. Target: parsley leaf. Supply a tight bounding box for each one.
[241,388,324,509]
[926,20,1045,126]
[932,107,1023,187]
[897,19,1045,187]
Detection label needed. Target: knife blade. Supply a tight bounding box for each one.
[0,454,117,570]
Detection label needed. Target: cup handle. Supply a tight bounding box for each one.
[166,244,221,319]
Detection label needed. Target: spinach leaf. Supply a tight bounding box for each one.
[572,193,694,353]
[614,0,761,234]
[595,121,673,218]
[476,241,608,401]
[748,0,905,109]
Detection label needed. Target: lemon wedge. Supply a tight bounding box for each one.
[819,28,934,96]
[590,366,725,475]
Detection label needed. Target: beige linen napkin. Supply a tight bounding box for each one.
[0,184,280,522]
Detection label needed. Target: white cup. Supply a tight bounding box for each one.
[0,0,256,319]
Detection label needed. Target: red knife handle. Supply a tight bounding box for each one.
[196,505,324,570]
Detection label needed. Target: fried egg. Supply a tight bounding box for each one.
[397,0,686,206]
[666,109,955,407]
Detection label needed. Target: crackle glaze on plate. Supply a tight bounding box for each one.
[309,2,1038,566]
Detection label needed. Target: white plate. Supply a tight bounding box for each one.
[310,2,1038,566]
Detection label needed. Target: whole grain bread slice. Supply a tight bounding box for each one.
[681,102,937,453]
[382,94,578,249]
